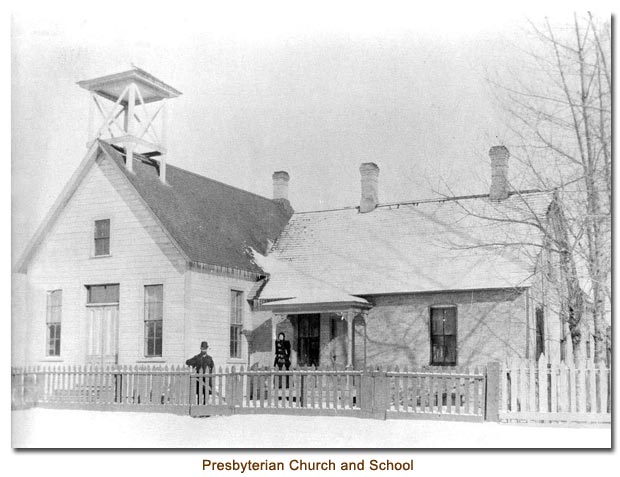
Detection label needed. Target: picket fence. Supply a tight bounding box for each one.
[11,365,192,414]
[500,354,611,424]
[14,359,609,424]
[11,364,487,422]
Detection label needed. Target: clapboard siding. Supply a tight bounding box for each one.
[187,270,256,368]
[24,153,187,366]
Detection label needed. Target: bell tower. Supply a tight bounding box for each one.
[77,67,182,183]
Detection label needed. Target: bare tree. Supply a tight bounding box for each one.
[483,13,611,364]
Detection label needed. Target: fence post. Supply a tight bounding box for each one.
[360,367,374,416]
[227,367,236,413]
[485,361,500,422]
[373,370,388,420]
[35,366,44,405]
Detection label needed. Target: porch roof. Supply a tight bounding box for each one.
[261,299,370,314]
[250,249,370,310]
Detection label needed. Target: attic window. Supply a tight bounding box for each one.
[94,219,110,256]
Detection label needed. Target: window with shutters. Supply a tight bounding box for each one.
[430,306,457,366]
[144,285,163,357]
[94,219,110,256]
[46,290,62,356]
[230,290,243,358]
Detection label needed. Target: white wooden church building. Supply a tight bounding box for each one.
[14,68,294,369]
[14,68,577,370]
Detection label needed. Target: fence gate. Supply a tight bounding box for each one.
[189,369,236,417]
[385,366,487,422]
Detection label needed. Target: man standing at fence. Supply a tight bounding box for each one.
[186,341,215,404]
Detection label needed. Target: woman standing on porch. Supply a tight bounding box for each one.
[274,332,291,388]
[274,332,291,370]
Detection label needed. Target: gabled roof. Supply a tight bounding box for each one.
[257,191,553,299]
[15,141,293,276]
[99,142,293,275]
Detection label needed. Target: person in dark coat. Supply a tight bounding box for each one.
[274,332,291,388]
[186,341,215,403]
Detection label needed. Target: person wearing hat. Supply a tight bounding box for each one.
[186,341,215,403]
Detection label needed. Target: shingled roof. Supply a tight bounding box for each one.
[99,141,292,275]
[257,191,553,301]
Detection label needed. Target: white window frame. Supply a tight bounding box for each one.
[229,290,244,359]
[144,284,164,358]
[45,289,62,357]
[92,218,112,257]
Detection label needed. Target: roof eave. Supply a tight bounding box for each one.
[355,285,533,297]
[188,260,265,281]
[261,300,372,314]
[77,67,182,99]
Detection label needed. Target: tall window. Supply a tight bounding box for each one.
[94,219,110,256]
[144,285,163,357]
[430,306,457,366]
[46,290,62,356]
[230,290,243,358]
[535,307,545,360]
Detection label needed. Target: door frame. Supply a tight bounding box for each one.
[85,284,120,366]
[296,313,321,367]
[86,304,119,366]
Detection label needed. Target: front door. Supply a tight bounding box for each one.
[297,314,320,367]
[86,284,120,365]
[87,306,119,365]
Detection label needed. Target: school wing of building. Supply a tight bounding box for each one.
[250,171,557,369]
[13,68,562,369]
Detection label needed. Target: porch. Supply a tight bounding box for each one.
[263,300,371,369]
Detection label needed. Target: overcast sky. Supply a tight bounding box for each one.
[10,1,609,262]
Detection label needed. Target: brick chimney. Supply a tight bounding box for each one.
[359,162,380,213]
[489,146,510,200]
[272,171,290,201]
[272,171,293,215]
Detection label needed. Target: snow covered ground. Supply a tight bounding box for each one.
[12,408,611,448]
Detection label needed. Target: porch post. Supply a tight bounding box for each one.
[345,311,353,368]
[362,310,368,369]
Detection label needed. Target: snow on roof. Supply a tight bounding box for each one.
[259,191,553,299]
[251,248,369,306]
